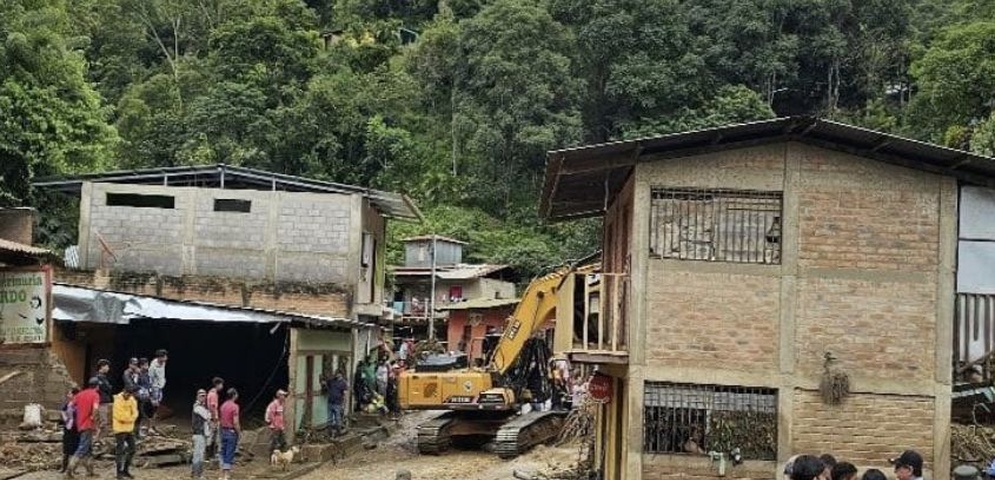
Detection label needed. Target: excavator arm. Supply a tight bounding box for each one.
[488,268,572,375]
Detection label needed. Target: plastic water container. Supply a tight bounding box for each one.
[22,404,42,429]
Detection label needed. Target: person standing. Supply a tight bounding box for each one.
[325,371,348,437]
[264,389,288,453]
[135,358,152,438]
[122,358,139,392]
[191,389,212,480]
[218,388,241,480]
[112,386,139,479]
[148,349,168,428]
[67,378,100,478]
[376,361,389,397]
[59,388,80,474]
[94,359,113,442]
[206,377,224,458]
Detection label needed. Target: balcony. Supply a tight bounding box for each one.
[390,300,451,320]
[557,271,629,365]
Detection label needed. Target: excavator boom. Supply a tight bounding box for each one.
[488,268,570,375]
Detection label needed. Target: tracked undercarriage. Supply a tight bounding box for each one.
[416,410,567,458]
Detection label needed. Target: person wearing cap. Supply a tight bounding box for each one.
[191,389,212,480]
[66,378,100,478]
[219,388,241,480]
[891,450,925,480]
[112,385,139,479]
[265,389,288,453]
[94,359,114,442]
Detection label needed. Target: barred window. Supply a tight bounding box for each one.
[643,382,777,460]
[650,188,782,264]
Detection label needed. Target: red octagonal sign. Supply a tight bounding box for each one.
[588,373,612,404]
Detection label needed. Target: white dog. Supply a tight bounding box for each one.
[270,445,301,470]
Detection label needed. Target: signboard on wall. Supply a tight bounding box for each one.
[0,267,51,344]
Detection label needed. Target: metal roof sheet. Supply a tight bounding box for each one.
[33,163,422,221]
[402,234,468,245]
[0,238,52,265]
[391,264,509,279]
[53,283,371,330]
[541,116,995,221]
[437,297,519,310]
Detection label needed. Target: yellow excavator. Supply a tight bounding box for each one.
[398,259,598,458]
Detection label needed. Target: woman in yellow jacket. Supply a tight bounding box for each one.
[112,386,139,480]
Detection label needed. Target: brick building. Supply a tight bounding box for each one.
[540,117,995,480]
[33,164,421,436]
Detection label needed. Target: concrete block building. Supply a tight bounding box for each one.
[541,117,995,480]
[33,164,421,436]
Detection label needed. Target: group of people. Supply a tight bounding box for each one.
[784,450,925,480]
[59,350,168,479]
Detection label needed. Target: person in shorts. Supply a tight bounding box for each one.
[94,359,113,442]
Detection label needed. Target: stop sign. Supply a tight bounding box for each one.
[587,373,612,404]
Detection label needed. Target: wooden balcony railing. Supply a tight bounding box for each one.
[564,271,629,364]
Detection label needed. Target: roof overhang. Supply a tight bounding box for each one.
[540,116,995,222]
[52,283,370,331]
[33,163,423,222]
[0,238,53,266]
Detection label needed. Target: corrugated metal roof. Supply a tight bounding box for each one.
[0,238,50,257]
[392,264,509,279]
[53,283,371,331]
[402,234,468,245]
[541,116,995,221]
[437,297,519,311]
[32,163,422,221]
[0,238,52,265]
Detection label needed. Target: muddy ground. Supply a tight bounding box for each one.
[298,411,585,480]
[8,411,585,480]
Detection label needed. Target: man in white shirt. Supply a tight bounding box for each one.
[148,349,168,429]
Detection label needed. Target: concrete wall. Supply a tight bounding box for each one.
[78,182,359,285]
[0,208,35,245]
[622,142,955,480]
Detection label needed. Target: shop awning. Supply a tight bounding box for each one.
[53,283,370,331]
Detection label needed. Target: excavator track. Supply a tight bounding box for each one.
[416,412,456,455]
[493,410,567,459]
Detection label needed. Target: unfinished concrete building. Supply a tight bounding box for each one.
[542,117,995,480]
[34,164,421,435]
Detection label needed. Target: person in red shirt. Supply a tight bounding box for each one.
[205,377,224,458]
[67,378,101,478]
[218,388,241,480]
[264,389,288,453]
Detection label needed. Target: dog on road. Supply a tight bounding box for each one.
[270,446,301,470]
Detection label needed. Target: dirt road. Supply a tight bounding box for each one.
[298,411,585,480]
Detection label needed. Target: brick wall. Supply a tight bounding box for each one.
[82,183,357,284]
[0,347,75,412]
[797,189,940,272]
[792,390,935,467]
[794,276,937,380]
[645,268,779,372]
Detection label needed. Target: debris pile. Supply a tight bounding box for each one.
[952,423,995,466]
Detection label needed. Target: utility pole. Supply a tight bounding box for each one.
[428,235,437,340]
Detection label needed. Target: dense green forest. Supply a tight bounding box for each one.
[3,0,995,277]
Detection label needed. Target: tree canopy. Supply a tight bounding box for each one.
[2,0,994,278]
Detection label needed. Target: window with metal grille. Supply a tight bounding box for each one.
[643,382,777,460]
[650,188,782,264]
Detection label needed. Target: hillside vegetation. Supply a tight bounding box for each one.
[3,0,995,277]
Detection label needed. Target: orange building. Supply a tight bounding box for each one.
[440,298,522,362]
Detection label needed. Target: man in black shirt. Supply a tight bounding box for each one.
[94,359,113,442]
